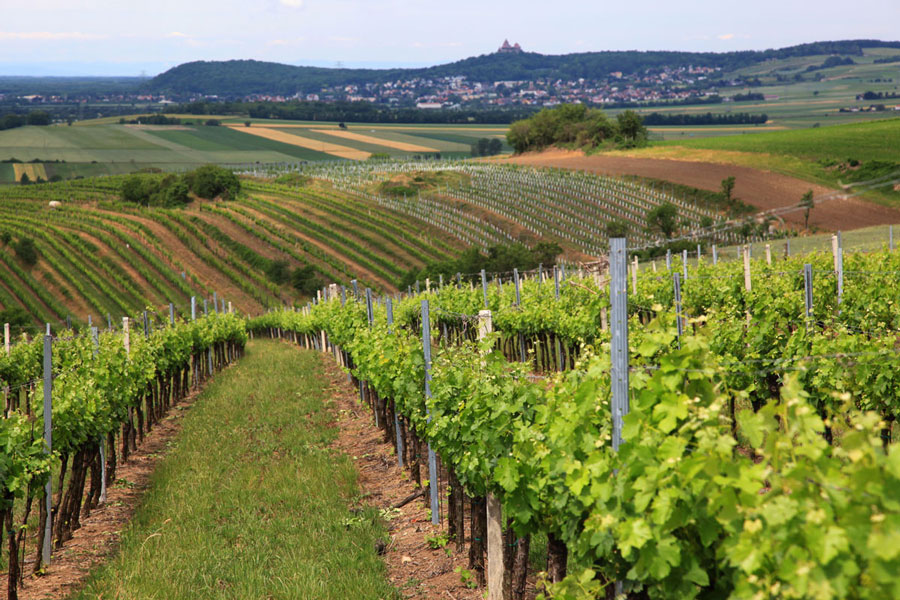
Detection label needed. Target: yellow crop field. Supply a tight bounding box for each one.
[229,126,370,160]
[311,129,438,152]
[13,163,48,182]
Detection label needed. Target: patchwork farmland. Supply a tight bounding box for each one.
[0,120,510,182]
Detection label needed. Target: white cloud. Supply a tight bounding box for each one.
[267,37,305,46]
[279,0,303,7]
[166,31,189,38]
[717,33,735,40]
[0,31,106,41]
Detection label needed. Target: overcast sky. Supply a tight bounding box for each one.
[2,0,898,76]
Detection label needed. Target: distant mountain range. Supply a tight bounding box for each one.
[146,40,900,97]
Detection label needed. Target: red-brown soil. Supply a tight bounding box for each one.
[502,149,900,231]
[325,357,486,600]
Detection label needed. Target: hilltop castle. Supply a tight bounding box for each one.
[498,39,523,54]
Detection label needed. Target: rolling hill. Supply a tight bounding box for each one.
[0,160,734,328]
[146,40,900,96]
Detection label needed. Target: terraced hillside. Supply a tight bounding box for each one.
[0,176,465,330]
[0,160,740,328]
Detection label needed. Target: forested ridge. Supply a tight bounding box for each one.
[146,40,900,96]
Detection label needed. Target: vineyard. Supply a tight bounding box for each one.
[244,159,747,256]
[248,241,900,599]
[0,160,759,332]
[0,175,466,328]
[0,311,247,599]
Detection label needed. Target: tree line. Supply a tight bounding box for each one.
[640,112,768,126]
[163,99,538,125]
[0,110,52,131]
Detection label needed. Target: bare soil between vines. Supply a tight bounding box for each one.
[325,356,502,600]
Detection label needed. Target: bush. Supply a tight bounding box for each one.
[121,173,191,207]
[0,306,30,328]
[291,265,324,296]
[507,104,643,153]
[265,260,291,285]
[13,237,38,266]
[205,119,221,126]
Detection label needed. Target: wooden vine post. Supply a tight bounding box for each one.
[479,309,504,600]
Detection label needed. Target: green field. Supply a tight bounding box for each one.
[660,117,900,163]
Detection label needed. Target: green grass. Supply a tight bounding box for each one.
[660,118,900,163]
[68,340,397,600]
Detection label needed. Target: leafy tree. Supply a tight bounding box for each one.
[646,202,679,238]
[13,237,38,266]
[801,189,815,230]
[183,165,241,200]
[507,104,643,153]
[162,177,190,206]
[616,110,647,145]
[244,120,251,127]
[471,137,504,157]
[121,172,193,207]
[18,173,30,185]
[721,176,737,209]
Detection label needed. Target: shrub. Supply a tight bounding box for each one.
[291,265,324,296]
[265,260,291,285]
[13,237,38,266]
[0,306,29,328]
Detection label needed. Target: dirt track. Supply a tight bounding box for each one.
[502,150,900,231]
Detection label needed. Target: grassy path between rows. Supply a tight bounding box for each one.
[69,339,397,600]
